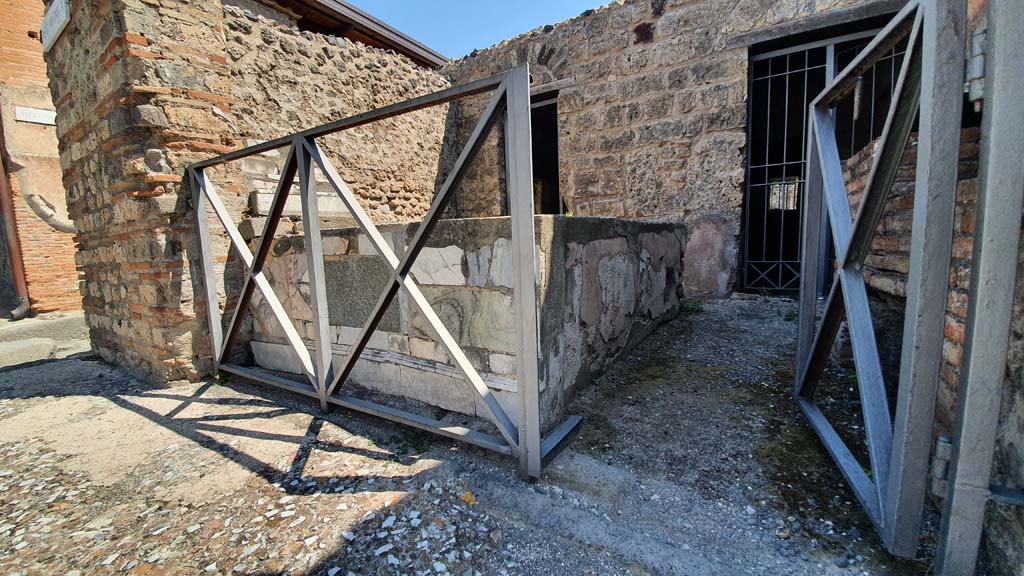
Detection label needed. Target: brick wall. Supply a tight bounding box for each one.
[0,0,81,312]
[43,0,450,381]
[0,0,50,88]
[2,161,82,311]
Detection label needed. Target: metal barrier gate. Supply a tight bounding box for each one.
[188,65,580,481]
[797,1,1024,569]
[796,0,949,558]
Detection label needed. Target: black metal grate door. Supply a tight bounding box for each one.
[745,46,828,291]
[742,35,907,292]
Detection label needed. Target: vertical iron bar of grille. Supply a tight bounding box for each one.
[779,54,790,288]
[762,57,772,277]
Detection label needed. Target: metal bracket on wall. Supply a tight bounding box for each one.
[188,65,581,481]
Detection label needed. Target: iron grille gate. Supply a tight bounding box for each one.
[189,65,581,481]
[743,30,908,292]
[796,0,965,557]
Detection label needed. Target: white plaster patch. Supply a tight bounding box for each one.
[409,336,448,363]
[488,353,516,376]
[321,236,348,256]
[489,238,513,288]
[251,340,304,374]
[411,245,465,285]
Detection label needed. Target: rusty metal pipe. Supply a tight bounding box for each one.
[0,159,31,320]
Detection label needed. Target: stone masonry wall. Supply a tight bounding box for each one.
[0,0,80,311]
[43,0,450,382]
[441,0,873,297]
[244,215,687,431]
[222,0,449,223]
[991,196,1024,575]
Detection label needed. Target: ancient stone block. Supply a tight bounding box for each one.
[324,257,402,332]
[411,286,516,353]
[488,238,513,288]
[410,245,465,286]
[132,105,169,128]
[488,352,516,376]
[682,214,736,298]
[250,188,360,223]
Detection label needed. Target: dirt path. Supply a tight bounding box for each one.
[0,296,937,575]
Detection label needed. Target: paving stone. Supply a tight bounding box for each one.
[0,338,56,368]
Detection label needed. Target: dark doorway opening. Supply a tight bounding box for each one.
[742,30,908,293]
[744,45,829,292]
[530,97,563,214]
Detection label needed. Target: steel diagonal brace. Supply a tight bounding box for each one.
[194,169,317,385]
[219,146,299,362]
[301,82,521,450]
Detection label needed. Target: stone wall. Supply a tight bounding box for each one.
[221,0,449,223]
[440,0,876,297]
[0,0,80,311]
[991,197,1024,574]
[42,0,450,381]
[245,215,686,430]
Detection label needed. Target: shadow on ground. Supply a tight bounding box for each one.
[0,354,426,492]
[0,296,941,575]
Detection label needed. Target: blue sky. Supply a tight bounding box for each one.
[347,0,605,59]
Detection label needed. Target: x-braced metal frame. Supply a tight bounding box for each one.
[189,65,581,481]
[796,0,969,556]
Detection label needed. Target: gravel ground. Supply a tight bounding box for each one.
[0,296,941,575]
